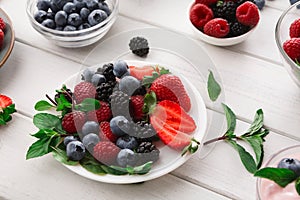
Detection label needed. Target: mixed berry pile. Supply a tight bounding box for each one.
[189,0,260,38]
[0,17,6,48]
[33,0,111,31]
[283,18,300,66]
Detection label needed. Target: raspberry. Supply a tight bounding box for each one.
[204,18,230,38]
[0,18,6,31]
[195,0,218,6]
[87,101,112,122]
[190,3,214,30]
[290,18,300,38]
[283,38,300,61]
[99,121,118,143]
[62,111,86,133]
[236,1,259,26]
[93,141,120,165]
[129,36,149,57]
[130,95,144,121]
[74,82,96,104]
[0,30,4,48]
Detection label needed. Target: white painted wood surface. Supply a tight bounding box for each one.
[0,0,299,200]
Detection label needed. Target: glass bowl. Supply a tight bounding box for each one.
[26,0,119,48]
[275,1,300,87]
[187,1,259,46]
[256,145,300,200]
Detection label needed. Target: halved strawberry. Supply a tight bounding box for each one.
[0,94,12,109]
[129,65,155,80]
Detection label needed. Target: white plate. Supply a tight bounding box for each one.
[62,60,208,184]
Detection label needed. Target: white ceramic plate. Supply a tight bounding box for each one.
[62,60,208,184]
[0,8,14,68]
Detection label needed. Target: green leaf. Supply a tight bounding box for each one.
[26,136,53,159]
[0,104,16,125]
[56,94,72,112]
[0,115,6,125]
[245,109,264,135]
[34,100,53,111]
[254,167,298,187]
[33,113,60,130]
[133,161,153,175]
[75,98,100,112]
[228,140,257,174]
[222,103,236,135]
[207,70,221,102]
[242,136,263,168]
[143,91,157,114]
[142,67,170,88]
[101,165,128,175]
[295,177,300,195]
[31,129,58,138]
[79,153,107,175]
[52,147,78,166]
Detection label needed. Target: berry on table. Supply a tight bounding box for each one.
[34,10,48,23]
[64,25,77,31]
[116,135,138,150]
[253,0,265,10]
[204,18,230,38]
[63,135,78,146]
[91,74,106,86]
[81,68,94,82]
[130,95,144,121]
[73,0,86,10]
[74,81,96,104]
[78,23,91,30]
[88,9,107,26]
[99,121,118,143]
[117,149,136,167]
[113,60,129,78]
[93,141,120,165]
[189,3,214,30]
[54,10,68,27]
[290,18,300,38]
[110,116,130,137]
[228,20,250,37]
[82,133,100,152]
[37,0,51,11]
[212,1,237,22]
[41,19,56,29]
[236,1,260,26]
[62,111,86,133]
[63,2,77,14]
[128,36,150,57]
[67,13,83,27]
[127,121,157,139]
[119,76,141,96]
[97,63,116,82]
[0,94,13,109]
[134,141,160,166]
[195,0,218,6]
[85,0,99,10]
[278,158,300,176]
[110,90,131,118]
[0,18,6,31]
[129,65,155,80]
[283,38,300,61]
[0,30,4,48]
[81,121,100,137]
[98,2,111,16]
[66,141,86,161]
[87,101,112,122]
[80,7,91,20]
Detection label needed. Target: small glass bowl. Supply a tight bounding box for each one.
[256,145,300,200]
[26,0,119,48]
[187,1,259,46]
[275,1,300,87]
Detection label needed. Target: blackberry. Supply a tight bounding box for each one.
[212,1,237,21]
[110,90,131,118]
[134,141,160,166]
[228,21,250,37]
[96,81,116,102]
[127,121,157,139]
[96,63,116,83]
[129,36,149,57]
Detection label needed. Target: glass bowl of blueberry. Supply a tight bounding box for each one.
[275,1,300,87]
[26,0,119,47]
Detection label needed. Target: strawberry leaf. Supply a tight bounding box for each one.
[0,104,16,125]
[142,67,170,88]
[143,91,157,114]
[207,70,221,102]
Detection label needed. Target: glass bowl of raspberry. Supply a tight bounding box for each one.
[188,0,260,46]
[275,1,300,87]
[26,0,119,48]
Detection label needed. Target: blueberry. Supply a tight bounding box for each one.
[63,2,77,14]
[116,135,138,150]
[63,135,78,146]
[63,25,77,31]
[37,0,51,11]
[98,2,111,16]
[56,26,64,31]
[52,0,71,9]
[254,0,265,10]
[81,121,99,137]
[290,0,300,8]
[119,76,141,95]
[81,68,94,82]
[46,12,55,20]
[49,2,60,13]
[41,19,56,29]
[86,0,99,10]
[82,133,100,152]
[278,158,300,176]
[117,149,136,167]
[78,23,91,30]
[113,60,129,78]
[55,11,68,26]
[91,74,106,86]
[73,0,86,10]
[80,7,90,20]
[88,9,107,26]
[66,141,86,161]
[34,10,48,23]
[68,13,83,27]
[110,116,130,137]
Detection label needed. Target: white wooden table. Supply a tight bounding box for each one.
[0,1,299,199]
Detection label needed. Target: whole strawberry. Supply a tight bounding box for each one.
[0,94,16,126]
[74,82,96,104]
[93,141,120,165]
[130,95,144,121]
[0,18,6,31]
[62,111,86,133]
[283,38,300,61]
[87,101,112,122]
[150,74,191,112]
[99,121,118,143]
[190,3,214,30]
[236,1,260,27]
[290,18,300,38]
[204,18,230,38]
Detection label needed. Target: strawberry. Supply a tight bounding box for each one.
[204,18,230,38]
[130,95,144,121]
[0,94,12,109]
[283,38,300,61]
[62,111,86,133]
[73,82,96,104]
[87,101,112,122]
[290,18,300,38]
[93,141,120,165]
[0,18,6,31]
[99,121,118,143]
[150,74,191,112]
[195,0,218,6]
[0,29,4,49]
[190,3,214,30]
[236,2,260,27]
[129,65,155,80]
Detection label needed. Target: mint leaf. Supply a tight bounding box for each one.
[245,109,264,135]
[26,136,53,159]
[242,136,263,168]
[75,98,100,112]
[33,113,60,130]
[80,153,107,175]
[296,177,300,195]
[222,103,236,135]
[254,167,298,187]
[31,129,58,138]
[52,147,78,166]
[207,70,221,102]
[56,94,72,112]
[133,161,153,175]
[228,140,257,174]
[101,165,128,175]
[34,100,53,111]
